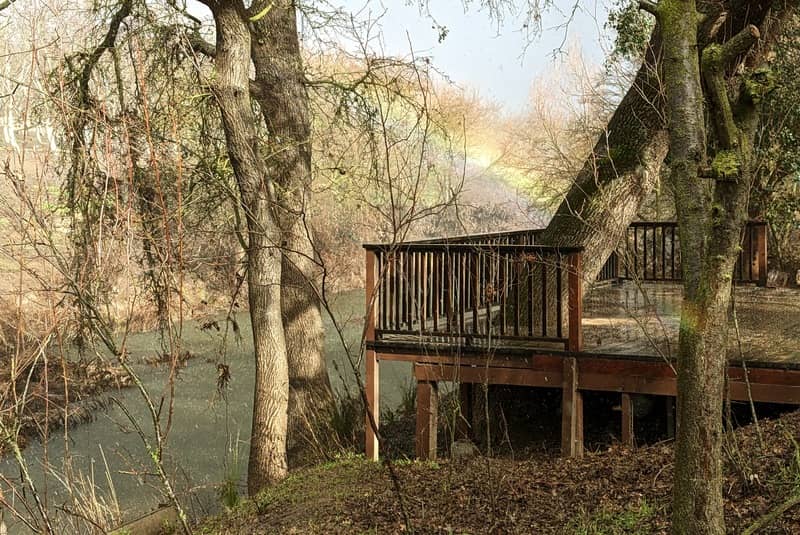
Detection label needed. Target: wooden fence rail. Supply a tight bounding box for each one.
[363,243,583,350]
[600,220,767,285]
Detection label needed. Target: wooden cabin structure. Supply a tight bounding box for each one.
[363,221,800,460]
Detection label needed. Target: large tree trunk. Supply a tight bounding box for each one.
[208,0,289,492]
[655,1,726,532]
[649,2,779,532]
[249,2,334,462]
[538,33,669,284]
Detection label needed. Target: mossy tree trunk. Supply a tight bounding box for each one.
[638,1,785,532]
[537,31,669,286]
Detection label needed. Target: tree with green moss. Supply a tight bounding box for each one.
[538,0,795,531]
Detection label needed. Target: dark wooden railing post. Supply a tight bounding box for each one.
[562,252,584,458]
[365,248,380,461]
[755,223,768,287]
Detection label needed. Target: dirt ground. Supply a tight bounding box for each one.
[199,409,800,534]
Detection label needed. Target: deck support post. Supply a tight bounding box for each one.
[561,357,584,458]
[456,382,474,439]
[365,350,380,461]
[755,223,768,287]
[563,252,584,458]
[621,393,635,447]
[416,380,439,460]
[365,249,380,461]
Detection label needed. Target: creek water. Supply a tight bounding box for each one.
[0,289,411,533]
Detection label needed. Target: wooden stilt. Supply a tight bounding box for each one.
[365,350,379,461]
[561,357,583,457]
[416,380,439,460]
[365,249,380,461]
[621,393,635,447]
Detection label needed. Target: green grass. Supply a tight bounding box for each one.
[571,500,656,535]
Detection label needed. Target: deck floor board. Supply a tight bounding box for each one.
[583,282,800,364]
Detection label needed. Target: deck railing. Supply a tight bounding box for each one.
[364,241,584,351]
[397,228,542,246]
[601,220,768,285]
[364,220,767,355]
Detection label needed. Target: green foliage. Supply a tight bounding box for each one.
[753,16,800,272]
[159,519,177,534]
[571,500,656,535]
[743,67,776,105]
[219,431,242,509]
[381,379,416,425]
[778,432,800,494]
[606,0,654,61]
[711,150,740,180]
[329,393,362,449]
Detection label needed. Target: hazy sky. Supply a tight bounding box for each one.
[189,1,612,113]
[333,0,612,112]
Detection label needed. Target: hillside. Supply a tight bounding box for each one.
[199,410,800,534]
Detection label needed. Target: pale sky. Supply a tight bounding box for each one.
[333,0,612,112]
[189,0,613,113]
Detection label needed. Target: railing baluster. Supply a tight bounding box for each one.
[671,226,676,280]
[433,251,440,332]
[556,261,563,339]
[406,251,413,330]
[661,226,666,280]
[652,225,657,280]
[486,250,493,336]
[528,258,535,336]
[459,252,466,334]
[472,252,479,334]
[514,257,521,336]
[499,251,507,336]
[642,227,648,280]
[541,261,548,337]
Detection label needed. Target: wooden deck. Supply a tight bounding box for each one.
[362,222,800,461]
[584,282,800,363]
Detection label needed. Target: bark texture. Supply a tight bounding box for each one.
[647,2,783,533]
[250,1,334,461]
[540,2,786,531]
[537,32,669,285]
[208,0,289,492]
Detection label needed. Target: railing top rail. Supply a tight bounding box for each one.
[628,219,766,227]
[362,242,583,254]
[370,227,544,246]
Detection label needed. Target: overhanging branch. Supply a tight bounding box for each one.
[716,24,761,66]
[0,0,18,13]
[639,0,659,16]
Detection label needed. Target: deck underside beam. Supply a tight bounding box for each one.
[390,350,800,460]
